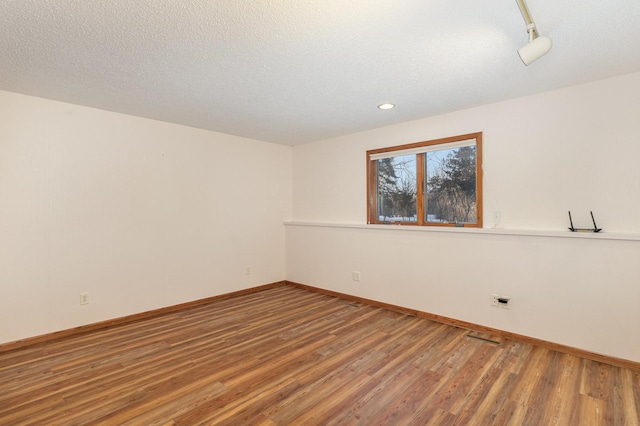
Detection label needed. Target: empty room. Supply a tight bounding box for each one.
[1,1,639,424]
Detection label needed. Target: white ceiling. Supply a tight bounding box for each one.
[1,1,639,146]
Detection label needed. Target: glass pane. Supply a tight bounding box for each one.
[424,145,477,224]
[376,154,417,222]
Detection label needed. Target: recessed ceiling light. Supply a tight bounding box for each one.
[378,103,395,110]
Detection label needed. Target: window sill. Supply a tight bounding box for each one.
[283,221,640,242]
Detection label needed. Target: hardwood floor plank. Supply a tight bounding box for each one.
[577,394,611,426]
[207,378,304,426]
[1,284,638,424]
[288,372,374,425]
[432,341,504,416]
[88,378,228,425]
[456,370,519,425]
[449,353,513,424]
[581,358,616,401]
[543,353,582,425]
[613,368,640,426]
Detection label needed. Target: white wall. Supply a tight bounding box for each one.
[3,72,639,362]
[288,72,640,362]
[0,90,292,344]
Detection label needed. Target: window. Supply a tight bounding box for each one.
[367,132,482,227]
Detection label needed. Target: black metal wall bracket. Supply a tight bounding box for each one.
[568,211,602,233]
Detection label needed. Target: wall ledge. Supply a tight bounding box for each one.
[284,221,640,242]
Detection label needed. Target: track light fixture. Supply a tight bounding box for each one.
[515,0,552,65]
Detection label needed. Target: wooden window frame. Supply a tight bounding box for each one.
[367,132,483,227]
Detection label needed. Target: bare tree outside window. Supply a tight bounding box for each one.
[425,146,477,224]
[376,155,416,222]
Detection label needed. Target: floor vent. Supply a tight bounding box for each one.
[466,334,501,345]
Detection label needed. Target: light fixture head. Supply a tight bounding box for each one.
[518,35,552,65]
[515,0,552,66]
[378,103,395,110]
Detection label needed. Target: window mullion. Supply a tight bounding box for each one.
[416,153,425,226]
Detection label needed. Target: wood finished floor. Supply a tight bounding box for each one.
[1,285,639,425]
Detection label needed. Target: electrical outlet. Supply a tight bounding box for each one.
[490,294,499,307]
[490,294,510,309]
[352,271,361,282]
[80,292,89,305]
[245,266,251,275]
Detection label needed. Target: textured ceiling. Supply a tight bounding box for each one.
[1,1,639,145]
